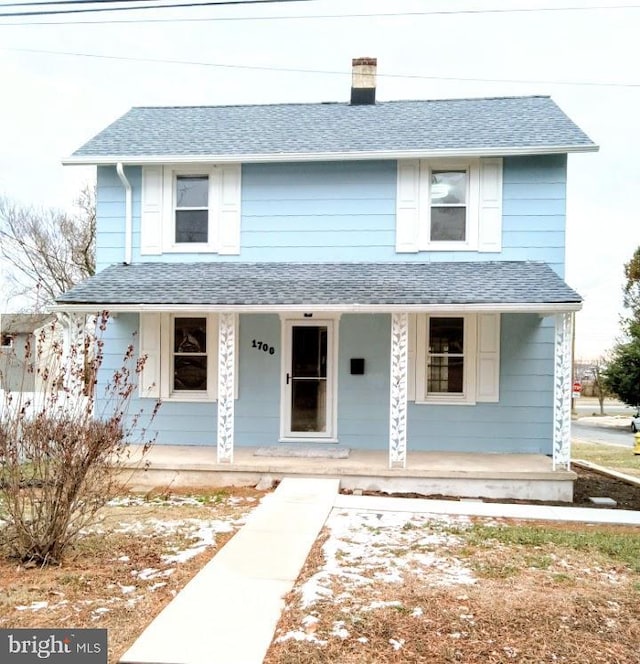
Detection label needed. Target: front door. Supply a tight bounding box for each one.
[282,320,335,440]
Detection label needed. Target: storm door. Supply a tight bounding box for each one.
[282,320,335,439]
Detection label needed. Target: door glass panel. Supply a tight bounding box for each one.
[290,325,328,434]
[292,326,327,378]
[291,379,327,432]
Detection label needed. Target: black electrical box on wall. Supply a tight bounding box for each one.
[350,358,365,375]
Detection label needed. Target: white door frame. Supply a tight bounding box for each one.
[279,315,339,442]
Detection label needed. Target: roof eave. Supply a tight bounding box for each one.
[62,144,599,166]
[50,302,582,314]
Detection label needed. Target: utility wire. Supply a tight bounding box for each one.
[0,2,638,21]
[3,46,639,88]
[0,0,316,17]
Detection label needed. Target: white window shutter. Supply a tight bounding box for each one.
[139,313,161,398]
[476,313,500,402]
[217,164,242,255]
[141,166,163,255]
[478,158,503,253]
[407,314,416,401]
[396,160,420,253]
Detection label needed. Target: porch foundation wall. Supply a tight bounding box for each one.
[118,467,574,502]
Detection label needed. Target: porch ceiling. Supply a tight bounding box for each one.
[54,261,582,313]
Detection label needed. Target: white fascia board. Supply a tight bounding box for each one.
[50,302,582,314]
[62,144,599,166]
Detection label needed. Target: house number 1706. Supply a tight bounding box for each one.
[252,339,275,355]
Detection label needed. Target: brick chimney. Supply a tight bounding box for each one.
[350,57,377,105]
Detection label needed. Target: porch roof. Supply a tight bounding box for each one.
[54,261,581,313]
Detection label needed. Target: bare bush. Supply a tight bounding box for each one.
[0,312,158,565]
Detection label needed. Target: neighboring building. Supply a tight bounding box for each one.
[56,58,597,488]
[0,314,55,392]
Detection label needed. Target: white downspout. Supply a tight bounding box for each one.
[116,162,132,265]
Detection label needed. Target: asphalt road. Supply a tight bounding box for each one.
[571,420,635,447]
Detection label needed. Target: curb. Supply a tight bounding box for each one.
[571,459,640,488]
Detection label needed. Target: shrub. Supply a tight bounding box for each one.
[0,312,158,564]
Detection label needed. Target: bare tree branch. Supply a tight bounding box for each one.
[0,187,95,310]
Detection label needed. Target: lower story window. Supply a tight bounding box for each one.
[427,317,464,394]
[173,317,208,391]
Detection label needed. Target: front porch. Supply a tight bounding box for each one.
[119,445,576,502]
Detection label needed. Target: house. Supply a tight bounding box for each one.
[56,58,597,499]
[0,313,56,392]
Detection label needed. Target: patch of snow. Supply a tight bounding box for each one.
[363,600,402,611]
[275,631,327,646]
[301,615,319,627]
[389,638,405,651]
[117,555,130,562]
[119,585,136,594]
[148,582,167,592]
[357,636,369,644]
[331,621,349,639]
[412,607,423,617]
[16,601,49,611]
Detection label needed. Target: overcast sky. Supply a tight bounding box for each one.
[0,0,638,359]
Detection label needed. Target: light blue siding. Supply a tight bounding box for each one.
[97,313,217,446]
[98,313,555,454]
[337,315,391,449]
[235,314,281,445]
[95,155,567,273]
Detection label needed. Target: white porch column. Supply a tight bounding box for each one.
[389,312,409,469]
[552,312,573,470]
[217,313,236,464]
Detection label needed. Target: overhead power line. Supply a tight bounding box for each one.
[0,0,315,17]
[0,2,638,21]
[3,46,639,88]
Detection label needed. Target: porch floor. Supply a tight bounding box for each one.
[119,446,576,501]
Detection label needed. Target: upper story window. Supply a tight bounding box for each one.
[430,170,468,242]
[175,175,209,244]
[396,157,503,254]
[141,164,241,256]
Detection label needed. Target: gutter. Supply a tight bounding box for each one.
[116,162,132,265]
[50,302,582,315]
[62,143,599,166]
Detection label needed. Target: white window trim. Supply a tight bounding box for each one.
[162,165,218,253]
[279,314,340,443]
[418,159,480,252]
[160,313,218,402]
[415,314,478,405]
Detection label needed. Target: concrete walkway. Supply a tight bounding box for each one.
[334,494,640,526]
[120,478,640,664]
[119,477,339,664]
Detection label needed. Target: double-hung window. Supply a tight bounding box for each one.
[174,176,209,244]
[395,157,502,253]
[430,170,468,242]
[413,313,500,404]
[427,317,465,394]
[141,164,241,255]
[172,316,208,392]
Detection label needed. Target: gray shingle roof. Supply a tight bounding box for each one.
[69,96,595,161]
[56,262,581,308]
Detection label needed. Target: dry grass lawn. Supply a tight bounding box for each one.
[265,510,640,664]
[572,441,640,478]
[0,486,264,663]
